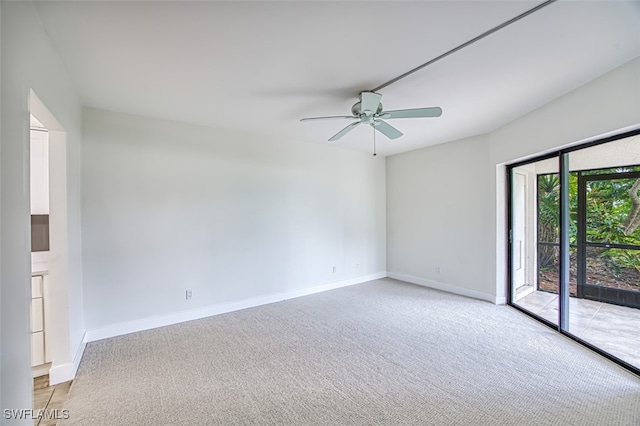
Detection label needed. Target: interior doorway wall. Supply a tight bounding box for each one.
[29,90,71,385]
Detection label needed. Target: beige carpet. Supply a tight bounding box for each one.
[61,278,640,425]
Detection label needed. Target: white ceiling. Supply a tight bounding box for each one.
[35,1,640,156]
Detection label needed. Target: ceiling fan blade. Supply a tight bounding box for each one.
[373,120,403,140]
[360,92,382,114]
[329,122,361,141]
[300,115,358,122]
[380,107,442,119]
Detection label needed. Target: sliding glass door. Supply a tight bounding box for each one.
[508,130,640,375]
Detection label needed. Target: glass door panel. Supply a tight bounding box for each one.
[568,139,640,370]
[579,174,640,309]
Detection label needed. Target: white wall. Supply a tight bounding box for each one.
[387,57,640,304]
[1,1,84,420]
[81,108,386,331]
[0,0,4,416]
[386,134,495,301]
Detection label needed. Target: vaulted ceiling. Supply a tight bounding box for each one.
[35,1,640,156]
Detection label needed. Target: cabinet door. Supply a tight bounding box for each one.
[31,275,43,298]
[31,332,45,366]
[31,298,44,332]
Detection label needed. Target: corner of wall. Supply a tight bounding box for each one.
[49,332,87,385]
[387,272,498,304]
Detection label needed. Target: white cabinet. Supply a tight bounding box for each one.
[30,274,47,367]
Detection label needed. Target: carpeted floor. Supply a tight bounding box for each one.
[60,278,640,425]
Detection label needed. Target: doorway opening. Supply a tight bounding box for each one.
[29,90,71,385]
[30,114,51,378]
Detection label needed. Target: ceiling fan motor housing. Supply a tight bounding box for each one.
[352,101,383,116]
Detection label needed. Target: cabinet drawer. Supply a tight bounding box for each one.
[31,276,43,298]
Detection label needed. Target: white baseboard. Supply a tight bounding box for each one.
[85,272,387,343]
[49,332,87,385]
[387,272,501,304]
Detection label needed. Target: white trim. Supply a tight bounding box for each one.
[85,273,387,343]
[48,332,87,385]
[387,272,501,304]
[32,363,51,379]
[495,296,507,305]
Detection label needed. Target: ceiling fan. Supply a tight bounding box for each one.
[300,91,442,142]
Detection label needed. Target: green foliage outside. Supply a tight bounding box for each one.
[537,174,561,268]
[537,167,640,285]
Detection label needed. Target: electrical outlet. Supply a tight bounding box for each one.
[186,290,192,300]
[332,266,336,273]
[436,266,441,274]
[356,263,360,269]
